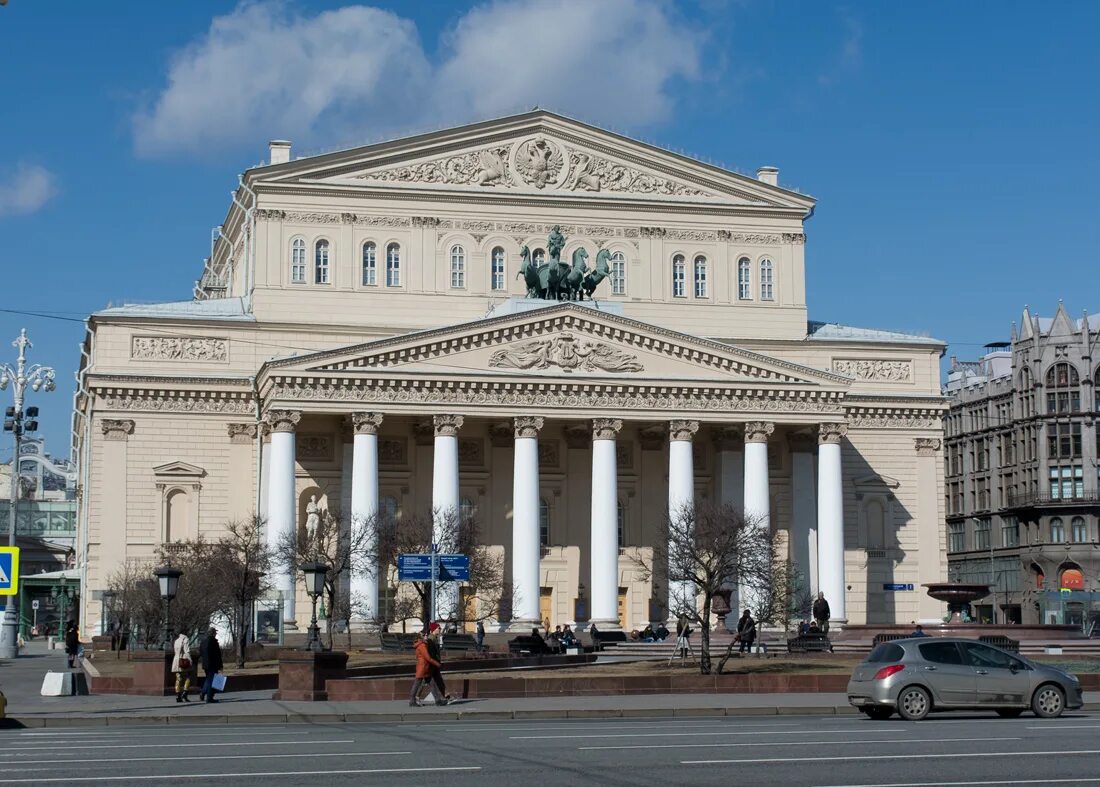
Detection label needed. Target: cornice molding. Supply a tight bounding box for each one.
[99,391,255,414]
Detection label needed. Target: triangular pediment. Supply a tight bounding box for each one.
[253,111,814,210]
[264,302,848,390]
[152,461,206,479]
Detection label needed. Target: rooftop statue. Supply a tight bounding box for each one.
[516,226,610,302]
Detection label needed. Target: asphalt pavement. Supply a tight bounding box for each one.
[1,711,1099,785]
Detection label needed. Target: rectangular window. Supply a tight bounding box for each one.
[974,518,991,550]
[737,260,751,300]
[1001,516,1019,548]
[491,252,506,290]
[672,264,685,298]
[693,260,708,298]
[611,255,626,295]
[1048,422,1082,458]
[760,261,774,301]
[948,522,966,553]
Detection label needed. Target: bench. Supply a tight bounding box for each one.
[978,635,1020,653]
[379,633,418,653]
[787,633,833,653]
[440,633,484,654]
[872,633,910,646]
[507,635,553,656]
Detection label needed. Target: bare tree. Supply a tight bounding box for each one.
[207,516,273,666]
[635,502,776,674]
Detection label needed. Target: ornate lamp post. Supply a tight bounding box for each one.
[50,578,74,637]
[100,590,116,636]
[153,565,182,652]
[300,561,328,652]
[0,329,56,659]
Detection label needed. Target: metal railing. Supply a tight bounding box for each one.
[1006,492,1100,507]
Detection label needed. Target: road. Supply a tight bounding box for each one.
[1,711,1099,785]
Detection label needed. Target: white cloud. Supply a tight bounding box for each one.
[0,164,58,217]
[817,11,863,86]
[133,0,704,158]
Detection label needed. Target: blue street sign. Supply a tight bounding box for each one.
[398,553,469,582]
[438,555,470,582]
[882,583,914,592]
[0,547,19,595]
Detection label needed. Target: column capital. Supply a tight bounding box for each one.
[514,416,544,439]
[592,418,623,440]
[227,422,265,444]
[712,425,743,451]
[914,437,942,456]
[787,430,817,453]
[818,422,848,445]
[743,421,774,444]
[433,414,464,437]
[263,409,301,433]
[101,419,134,441]
[669,419,700,442]
[350,411,384,436]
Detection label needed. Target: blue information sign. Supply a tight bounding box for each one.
[398,553,470,582]
[882,583,914,591]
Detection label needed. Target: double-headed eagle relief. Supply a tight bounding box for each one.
[518,225,612,301]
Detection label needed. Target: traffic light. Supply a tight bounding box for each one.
[24,418,38,432]
[3,407,13,418]
[2,419,12,432]
[25,407,38,418]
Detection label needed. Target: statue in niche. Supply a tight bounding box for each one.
[305,495,321,540]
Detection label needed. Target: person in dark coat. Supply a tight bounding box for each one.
[736,609,756,654]
[425,623,452,702]
[199,627,223,703]
[813,592,831,633]
[64,621,80,669]
[589,622,601,651]
[475,620,485,651]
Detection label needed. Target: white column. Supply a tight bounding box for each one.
[817,422,847,624]
[590,418,622,629]
[789,432,818,595]
[511,416,544,627]
[265,409,301,628]
[432,414,463,620]
[350,412,383,626]
[741,421,774,615]
[667,420,699,618]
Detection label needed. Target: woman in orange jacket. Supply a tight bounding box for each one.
[409,633,446,707]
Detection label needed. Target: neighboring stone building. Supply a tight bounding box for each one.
[944,305,1100,626]
[74,110,948,635]
[0,437,78,553]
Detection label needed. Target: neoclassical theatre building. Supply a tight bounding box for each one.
[75,111,948,635]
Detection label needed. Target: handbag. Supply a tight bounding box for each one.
[178,656,192,670]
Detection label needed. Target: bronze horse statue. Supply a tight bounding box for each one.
[562,247,589,301]
[517,245,541,298]
[583,249,613,299]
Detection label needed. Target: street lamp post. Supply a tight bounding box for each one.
[50,578,74,637]
[154,565,182,652]
[300,561,328,652]
[101,590,116,637]
[1,329,56,659]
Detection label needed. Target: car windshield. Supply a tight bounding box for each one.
[865,643,905,663]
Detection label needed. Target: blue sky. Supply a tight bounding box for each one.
[1,0,1098,457]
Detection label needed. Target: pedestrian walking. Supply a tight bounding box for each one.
[736,609,756,654]
[813,592,831,634]
[64,621,79,669]
[198,627,223,703]
[590,621,601,651]
[409,633,445,707]
[171,631,193,703]
[475,620,485,651]
[425,622,453,701]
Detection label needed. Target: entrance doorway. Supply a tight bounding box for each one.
[540,587,553,628]
[618,588,627,629]
[459,587,478,633]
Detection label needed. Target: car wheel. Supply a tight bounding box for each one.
[996,709,1024,718]
[896,686,931,721]
[1031,685,1065,719]
[863,707,894,720]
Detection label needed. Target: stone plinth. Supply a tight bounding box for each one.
[273,649,348,701]
[130,650,174,696]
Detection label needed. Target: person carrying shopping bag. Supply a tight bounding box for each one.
[199,627,223,703]
[171,631,194,703]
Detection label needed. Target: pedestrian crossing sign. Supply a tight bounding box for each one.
[0,547,19,595]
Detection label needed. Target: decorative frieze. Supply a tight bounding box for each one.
[818,423,849,445]
[514,416,544,439]
[669,420,700,442]
[458,437,484,466]
[914,438,942,456]
[350,412,384,435]
[433,414,464,437]
[846,409,942,430]
[263,409,301,433]
[100,395,254,415]
[616,441,635,470]
[296,434,333,461]
[744,421,775,443]
[101,419,134,441]
[538,439,560,467]
[278,211,411,227]
[489,333,644,373]
[832,359,913,383]
[131,336,228,363]
[592,418,623,440]
[378,438,407,465]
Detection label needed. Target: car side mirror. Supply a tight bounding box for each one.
[1009,664,1018,674]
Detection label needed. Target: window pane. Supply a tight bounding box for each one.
[672,255,685,297]
[920,641,963,665]
[693,256,707,298]
[491,247,506,290]
[611,252,626,295]
[291,238,306,283]
[362,243,376,286]
[760,258,774,301]
[450,245,465,289]
[314,240,330,284]
[737,258,751,299]
[386,244,401,286]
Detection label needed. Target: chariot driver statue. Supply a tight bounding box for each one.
[547,224,566,264]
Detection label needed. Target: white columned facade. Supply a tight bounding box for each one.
[817,423,848,624]
[667,419,699,617]
[511,416,544,628]
[432,414,463,620]
[741,421,774,614]
[350,412,383,626]
[590,418,623,630]
[788,432,819,595]
[264,409,301,627]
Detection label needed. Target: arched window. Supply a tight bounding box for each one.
[759,258,774,301]
[386,243,401,287]
[672,255,686,297]
[290,238,306,283]
[1061,566,1085,590]
[314,240,330,284]
[361,242,377,286]
[610,251,626,295]
[165,489,188,542]
[459,496,476,520]
[450,244,466,289]
[866,499,886,549]
[1050,517,1065,543]
[533,248,546,267]
[1045,363,1080,413]
[737,257,751,300]
[380,495,399,521]
[1071,516,1088,543]
[693,255,708,298]
[617,500,625,545]
[491,247,506,291]
[539,497,550,547]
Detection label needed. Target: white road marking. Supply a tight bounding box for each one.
[0,739,353,753]
[684,749,1100,765]
[513,728,930,740]
[581,736,1017,751]
[0,766,481,783]
[443,721,800,733]
[820,780,1100,787]
[7,751,412,770]
[1025,724,1100,730]
[13,730,313,741]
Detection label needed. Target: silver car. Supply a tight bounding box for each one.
[847,637,1083,721]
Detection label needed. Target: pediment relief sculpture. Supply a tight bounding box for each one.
[488,333,644,374]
